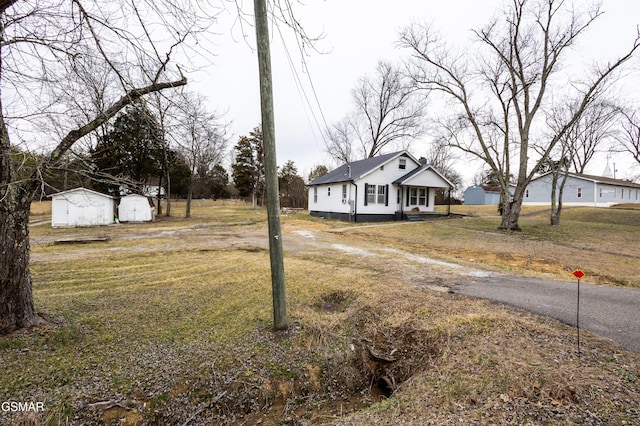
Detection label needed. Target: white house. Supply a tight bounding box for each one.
[50,187,115,227]
[523,172,640,207]
[118,194,155,222]
[308,151,454,222]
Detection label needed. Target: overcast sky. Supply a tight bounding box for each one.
[191,0,640,184]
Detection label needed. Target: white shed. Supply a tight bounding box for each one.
[118,194,155,222]
[50,188,115,228]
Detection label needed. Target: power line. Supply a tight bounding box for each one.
[274,11,329,148]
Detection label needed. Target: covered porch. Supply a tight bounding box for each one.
[393,164,454,221]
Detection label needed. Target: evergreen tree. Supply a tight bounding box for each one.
[167,150,192,199]
[210,164,230,200]
[91,102,163,194]
[231,127,264,205]
[308,165,329,183]
[278,160,307,208]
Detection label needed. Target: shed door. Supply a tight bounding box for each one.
[52,198,69,226]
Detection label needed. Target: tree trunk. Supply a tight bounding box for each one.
[550,202,562,226]
[157,171,163,216]
[551,170,569,226]
[0,83,40,333]
[186,187,192,218]
[165,170,172,217]
[499,197,523,231]
[0,190,41,334]
[550,170,559,226]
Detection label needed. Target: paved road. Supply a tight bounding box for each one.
[453,275,640,353]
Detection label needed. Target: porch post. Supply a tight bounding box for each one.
[447,188,452,216]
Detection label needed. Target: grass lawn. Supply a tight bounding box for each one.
[1,200,638,424]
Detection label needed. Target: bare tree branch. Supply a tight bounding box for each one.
[400,0,639,230]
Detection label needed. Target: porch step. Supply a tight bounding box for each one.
[404,213,460,222]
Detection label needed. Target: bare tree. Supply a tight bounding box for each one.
[0,0,209,334]
[148,91,176,216]
[425,137,463,196]
[618,108,640,165]
[172,92,229,218]
[400,0,639,231]
[566,101,620,174]
[324,115,355,165]
[325,61,425,163]
[540,99,620,225]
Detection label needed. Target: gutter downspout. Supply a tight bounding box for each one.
[346,165,357,223]
[351,181,357,223]
[400,186,404,220]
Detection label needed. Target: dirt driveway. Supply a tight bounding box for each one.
[31,219,640,353]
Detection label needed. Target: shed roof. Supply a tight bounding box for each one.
[49,187,114,199]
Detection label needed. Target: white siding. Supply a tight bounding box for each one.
[118,195,154,222]
[356,157,418,215]
[51,188,115,227]
[309,183,352,215]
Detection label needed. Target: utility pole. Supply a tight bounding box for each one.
[254,0,288,330]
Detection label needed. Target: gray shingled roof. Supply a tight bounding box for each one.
[573,173,640,188]
[534,172,640,189]
[308,151,409,185]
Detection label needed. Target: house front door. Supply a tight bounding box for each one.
[404,186,429,211]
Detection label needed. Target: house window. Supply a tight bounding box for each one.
[410,188,418,205]
[599,188,602,198]
[621,189,624,199]
[377,185,386,204]
[342,184,347,202]
[367,184,376,204]
[313,187,317,203]
[525,189,529,198]
[577,187,582,198]
[397,188,401,204]
[418,188,427,206]
[399,158,406,170]
[327,187,331,197]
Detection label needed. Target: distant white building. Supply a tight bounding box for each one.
[143,186,166,199]
[50,188,115,227]
[523,172,640,207]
